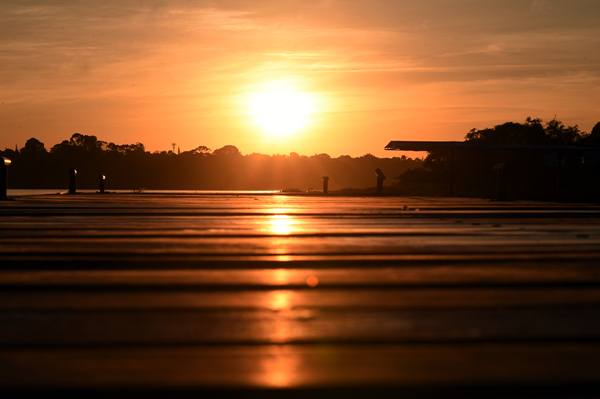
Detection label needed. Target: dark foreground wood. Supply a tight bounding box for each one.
[2,193,600,397]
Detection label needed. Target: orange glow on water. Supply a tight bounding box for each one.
[269,291,292,311]
[271,269,291,285]
[259,346,299,388]
[267,214,298,235]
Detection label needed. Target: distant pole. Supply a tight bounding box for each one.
[0,157,11,200]
[68,168,78,195]
[375,168,386,194]
[98,174,106,194]
[322,176,329,194]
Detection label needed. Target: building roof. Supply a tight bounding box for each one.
[385,140,600,152]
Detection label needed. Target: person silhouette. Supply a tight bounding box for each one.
[375,168,386,194]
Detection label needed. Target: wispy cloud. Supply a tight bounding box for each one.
[1,0,599,155]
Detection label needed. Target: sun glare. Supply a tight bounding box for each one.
[248,80,316,138]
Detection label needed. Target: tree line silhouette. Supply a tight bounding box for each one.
[2,117,599,200]
[0,133,421,191]
[397,118,600,201]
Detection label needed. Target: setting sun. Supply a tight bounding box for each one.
[248,80,316,138]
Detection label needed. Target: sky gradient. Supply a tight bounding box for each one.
[1,0,600,156]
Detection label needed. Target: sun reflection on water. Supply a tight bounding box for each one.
[259,346,300,388]
[271,268,290,285]
[257,291,307,387]
[257,200,303,387]
[269,290,292,311]
[267,214,299,235]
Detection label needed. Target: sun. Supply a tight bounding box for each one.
[248,80,316,138]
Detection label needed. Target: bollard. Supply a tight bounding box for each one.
[322,176,329,194]
[98,174,106,194]
[68,168,78,195]
[0,157,11,200]
[375,168,386,194]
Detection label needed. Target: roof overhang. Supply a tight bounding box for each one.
[385,140,600,152]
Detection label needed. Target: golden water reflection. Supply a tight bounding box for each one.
[261,212,305,258]
[259,346,300,388]
[268,291,293,343]
[271,268,291,285]
[266,214,301,235]
[257,204,305,387]
[262,291,298,387]
[269,290,292,311]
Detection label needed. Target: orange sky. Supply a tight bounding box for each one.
[1,0,600,156]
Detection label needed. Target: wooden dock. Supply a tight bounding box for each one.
[2,193,600,397]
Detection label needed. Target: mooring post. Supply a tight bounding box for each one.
[0,157,11,200]
[375,168,386,194]
[68,168,78,195]
[322,176,329,194]
[98,174,106,194]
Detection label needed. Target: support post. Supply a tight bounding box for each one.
[68,168,77,195]
[98,174,106,194]
[322,176,329,194]
[0,157,11,200]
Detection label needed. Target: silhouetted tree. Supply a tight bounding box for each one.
[213,145,241,157]
[593,122,600,136]
[544,119,581,145]
[185,145,211,155]
[587,121,600,145]
[399,117,596,200]
[2,135,419,191]
[21,138,47,156]
[465,118,547,145]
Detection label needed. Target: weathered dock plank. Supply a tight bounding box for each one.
[1,193,600,395]
[3,344,600,391]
